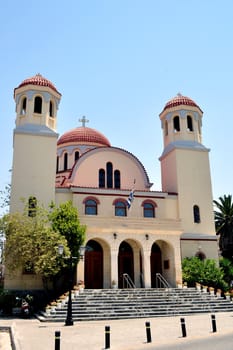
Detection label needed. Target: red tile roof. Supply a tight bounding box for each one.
[57,127,111,147]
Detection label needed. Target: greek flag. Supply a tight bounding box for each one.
[127,189,135,209]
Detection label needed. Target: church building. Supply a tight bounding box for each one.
[5,74,218,290]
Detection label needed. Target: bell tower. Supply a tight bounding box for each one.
[10,74,62,212]
[159,94,215,235]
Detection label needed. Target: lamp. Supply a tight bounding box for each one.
[113,233,117,240]
[79,245,86,260]
[145,234,149,240]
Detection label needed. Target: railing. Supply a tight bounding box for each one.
[155,273,171,288]
[123,273,136,288]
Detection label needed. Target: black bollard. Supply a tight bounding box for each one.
[180,317,187,337]
[211,314,217,333]
[105,325,110,349]
[145,321,152,343]
[55,331,61,350]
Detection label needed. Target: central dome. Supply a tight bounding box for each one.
[57,127,111,147]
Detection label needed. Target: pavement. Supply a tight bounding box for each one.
[1,312,233,349]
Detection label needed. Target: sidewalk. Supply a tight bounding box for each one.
[1,312,233,349]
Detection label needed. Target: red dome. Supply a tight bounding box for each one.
[57,127,111,147]
[162,94,202,113]
[15,74,61,95]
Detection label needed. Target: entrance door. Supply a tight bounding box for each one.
[85,240,103,289]
[150,243,162,288]
[118,241,134,288]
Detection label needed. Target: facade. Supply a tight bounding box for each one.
[5,74,218,290]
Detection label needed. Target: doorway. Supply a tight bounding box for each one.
[85,240,103,289]
[118,241,134,288]
[150,242,162,287]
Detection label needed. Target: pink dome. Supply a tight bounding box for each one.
[57,127,111,147]
[162,94,202,113]
[15,74,61,95]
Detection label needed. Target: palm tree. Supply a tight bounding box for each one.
[214,195,233,259]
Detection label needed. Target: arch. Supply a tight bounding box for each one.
[34,96,42,114]
[114,169,121,189]
[141,200,157,218]
[195,250,206,261]
[56,156,59,172]
[173,116,180,132]
[150,243,162,287]
[193,205,201,223]
[74,151,79,162]
[20,96,27,114]
[99,168,105,188]
[118,241,134,288]
[85,240,103,289]
[113,199,127,217]
[83,197,99,215]
[187,115,193,131]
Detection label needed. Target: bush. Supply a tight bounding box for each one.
[182,257,228,291]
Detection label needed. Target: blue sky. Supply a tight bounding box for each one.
[1,0,233,212]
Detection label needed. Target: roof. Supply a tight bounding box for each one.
[15,73,61,95]
[57,127,111,147]
[162,94,202,113]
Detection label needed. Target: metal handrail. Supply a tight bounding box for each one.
[155,273,171,288]
[123,273,136,288]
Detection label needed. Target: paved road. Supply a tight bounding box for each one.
[1,312,233,349]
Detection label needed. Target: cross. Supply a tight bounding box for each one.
[79,116,89,127]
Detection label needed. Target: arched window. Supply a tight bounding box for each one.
[173,116,180,132]
[49,101,54,117]
[107,162,113,188]
[143,203,155,218]
[187,115,193,131]
[34,96,42,114]
[193,205,201,223]
[75,151,79,162]
[115,201,127,217]
[85,199,98,215]
[164,120,168,136]
[114,170,121,189]
[99,169,105,188]
[21,97,27,114]
[56,156,59,172]
[28,196,37,217]
[195,251,206,261]
[64,152,68,170]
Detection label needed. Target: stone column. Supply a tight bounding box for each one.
[76,259,85,285]
[111,249,118,288]
[142,249,151,288]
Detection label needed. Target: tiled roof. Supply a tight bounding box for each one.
[57,127,111,147]
[16,74,60,94]
[162,94,202,113]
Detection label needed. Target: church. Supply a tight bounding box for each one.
[5,74,218,291]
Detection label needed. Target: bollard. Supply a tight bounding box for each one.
[211,314,217,333]
[105,325,110,349]
[55,331,61,350]
[145,321,152,343]
[180,317,187,337]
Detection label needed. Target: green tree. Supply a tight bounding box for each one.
[49,201,86,258]
[0,207,69,289]
[182,257,227,291]
[214,194,233,259]
[219,257,233,288]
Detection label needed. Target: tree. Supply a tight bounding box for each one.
[0,206,70,289]
[182,257,227,291]
[214,194,233,259]
[49,201,86,259]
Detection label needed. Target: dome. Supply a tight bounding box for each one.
[57,127,111,147]
[15,73,61,95]
[162,94,202,113]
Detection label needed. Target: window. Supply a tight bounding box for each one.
[21,97,27,114]
[56,156,59,172]
[75,151,79,162]
[85,199,97,215]
[114,170,121,189]
[34,96,42,114]
[28,196,37,217]
[99,169,105,188]
[193,205,201,223]
[164,120,168,136]
[115,201,127,217]
[107,162,113,188]
[143,203,155,218]
[64,152,68,170]
[173,116,180,132]
[49,101,54,117]
[187,115,193,131]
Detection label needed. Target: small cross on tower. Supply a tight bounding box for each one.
[79,116,89,127]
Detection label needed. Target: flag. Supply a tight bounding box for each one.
[127,180,136,209]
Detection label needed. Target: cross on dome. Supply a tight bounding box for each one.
[79,116,89,127]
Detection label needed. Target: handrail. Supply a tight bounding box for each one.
[155,273,171,288]
[123,273,136,288]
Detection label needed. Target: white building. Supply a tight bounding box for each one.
[5,74,218,290]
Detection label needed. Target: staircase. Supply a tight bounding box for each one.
[37,288,233,322]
